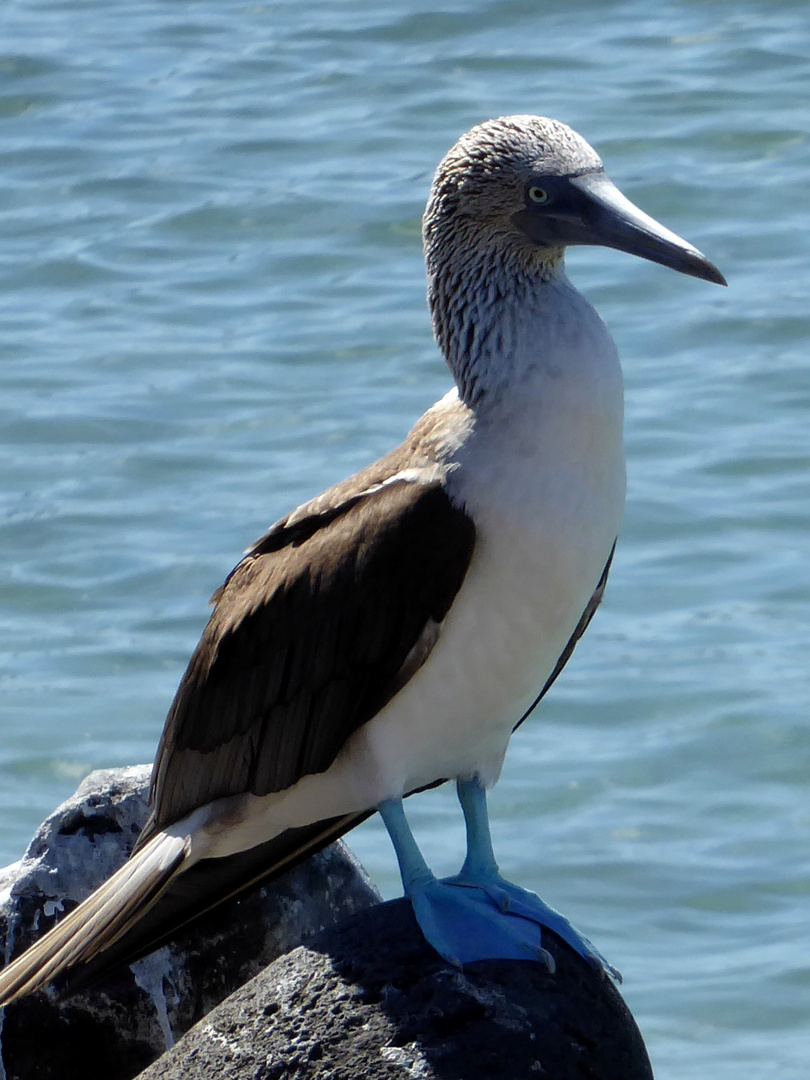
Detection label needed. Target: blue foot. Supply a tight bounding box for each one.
[377,788,621,982]
[440,870,622,981]
[446,777,621,980]
[407,873,552,969]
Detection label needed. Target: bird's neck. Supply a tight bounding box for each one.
[427,250,602,411]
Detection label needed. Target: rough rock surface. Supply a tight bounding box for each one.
[0,766,380,1080]
[136,897,654,1080]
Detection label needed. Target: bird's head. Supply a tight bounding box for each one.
[423,115,726,287]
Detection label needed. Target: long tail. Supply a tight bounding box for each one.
[0,831,187,1006]
[0,810,369,1005]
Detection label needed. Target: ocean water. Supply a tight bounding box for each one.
[0,0,808,1075]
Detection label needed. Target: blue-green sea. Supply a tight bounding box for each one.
[1,1,808,1075]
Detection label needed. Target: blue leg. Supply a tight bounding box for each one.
[378,784,620,981]
[447,777,621,981]
[378,796,550,968]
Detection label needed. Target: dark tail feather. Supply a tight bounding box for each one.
[62,809,371,996]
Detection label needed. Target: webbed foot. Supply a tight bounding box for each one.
[406,873,551,968]
[377,787,621,982]
[440,869,621,980]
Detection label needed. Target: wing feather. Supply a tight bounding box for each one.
[141,475,476,842]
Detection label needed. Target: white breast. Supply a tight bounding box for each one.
[352,274,626,795]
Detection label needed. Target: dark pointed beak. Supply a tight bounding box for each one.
[568,171,727,286]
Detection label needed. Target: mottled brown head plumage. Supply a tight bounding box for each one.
[424,116,601,274]
[423,115,602,392]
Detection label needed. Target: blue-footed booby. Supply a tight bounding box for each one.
[0,115,724,1004]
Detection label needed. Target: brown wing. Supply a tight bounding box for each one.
[141,474,476,840]
[512,541,616,732]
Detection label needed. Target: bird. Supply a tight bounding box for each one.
[0,115,725,1005]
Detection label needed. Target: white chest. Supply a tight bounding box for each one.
[363,277,626,794]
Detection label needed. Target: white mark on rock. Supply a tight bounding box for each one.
[131,948,177,1050]
[380,1044,433,1078]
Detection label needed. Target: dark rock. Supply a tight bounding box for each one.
[0,766,381,1080]
[135,897,654,1080]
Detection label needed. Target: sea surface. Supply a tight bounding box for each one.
[0,0,808,1075]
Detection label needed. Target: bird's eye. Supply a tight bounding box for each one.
[528,186,550,205]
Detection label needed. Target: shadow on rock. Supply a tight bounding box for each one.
[135,897,655,1080]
